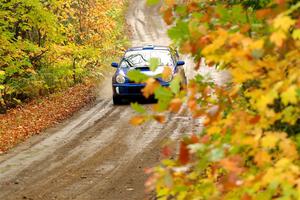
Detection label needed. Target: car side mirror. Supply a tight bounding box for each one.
[177,61,185,66]
[111,62,119,68]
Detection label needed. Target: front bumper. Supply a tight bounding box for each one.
[112,82,169,96]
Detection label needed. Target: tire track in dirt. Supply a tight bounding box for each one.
[0,1,196,200]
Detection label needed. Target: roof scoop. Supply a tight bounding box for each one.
[143,45,154,50]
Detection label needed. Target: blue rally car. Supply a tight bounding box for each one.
[111,45,186,105]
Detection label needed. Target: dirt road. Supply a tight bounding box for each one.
[0,1,196,200]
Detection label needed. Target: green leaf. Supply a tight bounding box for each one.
[170,75,181,94]
[127,70,148,83]
[149,58,160,71]
[131,102,147,114]
[168,21,189,42]
[296,88,300,98]
[146,0,159,6]
[154,86,174,111]
[154,86,173,102]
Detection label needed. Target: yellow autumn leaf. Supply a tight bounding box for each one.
[262,168,276,186]
[254,150,271,167]
[261,133,279,148]
[162,66,173,82]
[165,0,175,6]
[249,39,264,50]
[292,29,300,40]
[255,90,278,112]
[270,30,286,47]
[241,136,257,148]
[279,139,298,160]
[273,16,295,32]
[281,106,298,125]
[230,68,252,83]
[202,29,227,55]
[281,85,297,105]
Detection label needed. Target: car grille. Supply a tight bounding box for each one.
[119,86,144,94]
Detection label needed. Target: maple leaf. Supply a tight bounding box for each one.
[162,145,172,157]
[142,78,159,98]
[281,85,297,105]
[178,141,189,165]
[130,115,146,126]
[292,29,300,40]
[273,16,295,32]
[249,115,260,124]
[254,150,271,167]
[165,0,175,7]
[219,155,244,174]
[163,8,173,25]
[168,98,182,113]
[256,9,272,19]
[153,115,166,123]
[255,90,278,112]
[279,139,298,159]
[162,66,173,82]
[261,133,279,149]
[270,30,286,47]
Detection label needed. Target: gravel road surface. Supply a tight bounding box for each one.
[0,1,197,200]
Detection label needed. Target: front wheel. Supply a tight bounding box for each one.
[113,95,122,105]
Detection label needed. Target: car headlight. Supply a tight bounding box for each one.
[116,74,126,84]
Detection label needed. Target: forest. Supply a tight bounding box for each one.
[0,0,299,199]
[0,0,128,113]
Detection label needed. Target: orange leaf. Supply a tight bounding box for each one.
[240,24,250,33]
[178,141,189,165]
[187,99,197,110]
[187,2,200,12]
[200,134,210,144]
[254,150,271,167]
[218,172,241,192]
[169,98,182,113]
[142,78,159,98]
[249,115,260,124]
[219,155,244,174]
[163,8,173,25]
[256,9,272,19]
[191,134,199,143]
[242,194,252,200]
[153,115,166,123]
[180,41,192,54]
[162,145,172,157]
[165,0,175,7]
[276,0,285,5]
[130,115,146,126]
[162,66,173,82]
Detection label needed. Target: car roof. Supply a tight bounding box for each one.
[126,45,170,52]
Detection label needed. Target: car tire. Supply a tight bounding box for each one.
[113,95,122,105]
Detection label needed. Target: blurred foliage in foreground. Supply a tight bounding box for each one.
[0,0,128,112]
[133,0,300,199]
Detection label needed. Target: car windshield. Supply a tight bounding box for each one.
[120,50,174,68]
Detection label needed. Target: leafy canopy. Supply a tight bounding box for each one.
[139,0,300,199]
